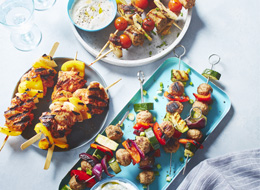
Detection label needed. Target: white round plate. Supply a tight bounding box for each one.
[71,5,192,67]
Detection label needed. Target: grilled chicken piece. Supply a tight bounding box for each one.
[133,14,152,41]
[54,71,86,93]
[147,9,168,34]
[179,0,195,9]
[21,66,57,88]
[118,4,143,25]
[51,89,73,101]
[160,18,175,35]
[4,93,36,131]
[40,112,72,138]
[73,82,109,115]
[4,109,34,131]
[109,33,123,58]
[154,0,178,20]
[124,25,145,46]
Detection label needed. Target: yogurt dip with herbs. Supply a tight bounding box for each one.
[94,180,137,190]
[71,0,115,30]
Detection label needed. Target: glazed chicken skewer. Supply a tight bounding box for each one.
[0,42,59,152]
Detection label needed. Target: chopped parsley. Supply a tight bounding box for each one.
[151,30,157,35]
[156,41,167,48]
[149,51,152,56]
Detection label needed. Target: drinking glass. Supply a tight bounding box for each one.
[0,0,42,51]
[34,0,56,11]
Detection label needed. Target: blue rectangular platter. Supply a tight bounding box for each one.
[59,57,231,190]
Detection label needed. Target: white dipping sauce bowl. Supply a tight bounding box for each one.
[67,0,117,32]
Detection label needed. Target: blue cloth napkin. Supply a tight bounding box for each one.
[177,148,260,190]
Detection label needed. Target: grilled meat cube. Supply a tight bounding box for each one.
[73,82,109,115]
[51,89,73,101]
[124,25,145,46]
[10,93,36,112]
[39,112,72,138]
[21,67,57,88]
[109,33,123,58]
[118,4,143,25]
[4,109,33,131]
[160,18,174,35]
[55,71,86,93]
[133,14,152,41]
[147,9,168,34]
[179,0,195,9]
[154,0,178,20]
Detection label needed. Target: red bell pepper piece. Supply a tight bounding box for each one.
[193,93,211,102]
[133,122,154,130]
[122,139,141,165]
[90,143,113,160]
[164,91,189,102]
[153,122,166,145]
[70,169,96,188]
[179,139,203,149]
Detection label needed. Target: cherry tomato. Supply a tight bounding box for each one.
[120,34,132,49]
[168,0,182,13]
[135,0,148,9]
[114,17,128,31]
[142,18,155,32]
[148,0,156,9]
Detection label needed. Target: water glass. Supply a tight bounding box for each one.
[0,0,42,51]
[34,0,56,11]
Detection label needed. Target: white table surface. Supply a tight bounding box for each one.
[0,0,259,190]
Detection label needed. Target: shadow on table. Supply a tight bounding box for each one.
[169,105,235,189]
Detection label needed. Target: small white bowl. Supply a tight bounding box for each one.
[67,0,117,32]
[90,177,139,190]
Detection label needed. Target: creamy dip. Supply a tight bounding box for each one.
[94,180,137,190]
[71,0,115,30]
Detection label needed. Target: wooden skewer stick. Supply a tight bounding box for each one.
[44,143,55,170]
[96,30,119,58]
[182,155,189,175]
[49,42,59,57]
[105,78,122,91]
[74,51,78,61]
[0,135,9,151]
[20,132,42,150]
[89,49,113,66]
[173,21,182,30]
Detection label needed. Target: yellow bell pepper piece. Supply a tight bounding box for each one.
[53,139,69,149]
[18,75,44,98]
[69,97,92,120]
[61,60,85,78]
[34,123,54,144]
[0,127,22,136]
[38,138,50,150]
[52,97,69,103]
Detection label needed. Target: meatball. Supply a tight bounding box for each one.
[116,148,131,166]
[136,110,153,124]
[68,175,85,190]
[138,171,155,185]
[159,121,175,138]
[197,83,213,96]
[135,136,151,154]
[166,101,183,114]
[192,100,209,115]
[81,160,93,172]
[187,129,203,142]
[139,156,155,169]
[163,138,180,153]
[105,124,123,140]
[168,81,184,96]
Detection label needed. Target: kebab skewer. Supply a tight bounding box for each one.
[0,42,59,151]
[180,54,221,174]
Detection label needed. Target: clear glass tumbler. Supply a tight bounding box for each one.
[34,0,56,11]
[0,0,42,51]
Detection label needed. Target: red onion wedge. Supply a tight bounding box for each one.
[92,163,103,181]
[79,153,99,167]
[101,155,114,177]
